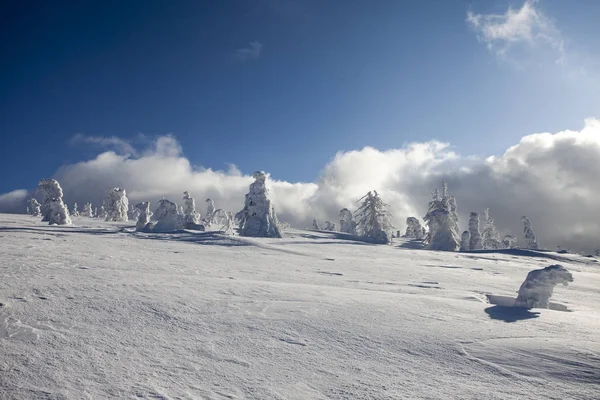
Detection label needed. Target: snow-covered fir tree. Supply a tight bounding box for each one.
[339,208,357,235]
[323,221,336,231]
[127,204,140,221]
[503,234,517,249]
[405,217,424,240]
[354,191,393,244]
[82,202,94,218]
[481,208,501,250]
[28,198,41,217]
[522,216,539,250]
[182,191,200,225]
[468,212,483,251]
[460,231,471,252]
[97,206,106,220]
[134,201,152,231]
[423,182,460,251]
[71,203,80,217]
[36,179,71,225]
[204,199,216,226]
[152,199,183,232]
[237,171,282,238]
[103,188,129,222]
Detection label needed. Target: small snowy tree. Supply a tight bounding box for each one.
[503,234,517,249]
[312,219,320,230]
[405,217,424,240]
[98,206,107,220]
[354,191,393,244]
[423,182,460,251]
[134,201,152,231]
[182,191,201,225]
[237,171,282,238]
[339,208,357,235]
[481,208,501,250]
[468,212,483,250]
[323,221,336,231]
[82,202,94,218]
[127,204,140,221]
[103,188,129,222]
[152,199,183,232]
[204,199,216,226]
[460,230,471,251]
[28,198,41,217]
[515,265,573,309]
[71,203,80,217]
[36,179,71,225]
[522,216,539,250]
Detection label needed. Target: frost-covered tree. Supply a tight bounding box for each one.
[405,217,424,240]
[204,199,216,226]
[103,188,129,222]
[354,191,393,244]
[152,199,183,232]
[522,216,539,250]
[28,198,41,217]
[423,182,460,251]
[468,212,483,251]
[134,201,152,231]
[71,203,80,217]
[82,202,94,218]
[36,179,71,225]
[98,206,107,220]
[515,265,573,309]
[237,171,282,238]
[339,208,357,235]
[481,208,501,250]
[312,219,320,230]
[127,204,140,221]
[503,234,517,249]
[460,231,471,252]
[182,191,201,225]
[323,221,336,231]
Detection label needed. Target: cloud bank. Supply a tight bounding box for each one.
[3,119,600,253]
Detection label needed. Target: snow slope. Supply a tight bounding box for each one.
[1,214,599,399]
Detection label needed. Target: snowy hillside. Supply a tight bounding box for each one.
[1,214,599,399]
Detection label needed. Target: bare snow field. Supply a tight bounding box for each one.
[1,214,599,399]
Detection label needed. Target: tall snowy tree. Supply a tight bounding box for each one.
[134,201,152,231]
[36,179,71,225]
[204,199,216,226]
[468,212,483,250]
[460,231,471,252]
[71,203,80,217]
[354,191,393,244]
[312,219,321,230]
[405,217,424,240]
[182,191,200,225]
[481,208,501,250]
[152,199,183,232]
[423,182,460,251]
[103,188,129,222]
[28,198,41,217]
[237,171,282,238]
[522,216,539,250]
[339,208,357,235]
[97,206,107,220]
[82,202,94,218]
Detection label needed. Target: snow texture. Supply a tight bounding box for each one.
[522,216,540,250]
[152,199,183,232]
[339,208,357,235]
[515,265,574,309]
[103,188,129,222]
[468,212,483,251]
[237,171,282,238]
[28,198,41,217]
[354,191,393,244]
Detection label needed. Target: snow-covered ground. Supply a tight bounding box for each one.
[1,213,599,399]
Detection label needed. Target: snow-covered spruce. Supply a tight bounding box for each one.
[503,234,517,249]
[522,216,539,250]
[82,202,94,218]
[182,191,201,226]
[71,203,80,217]
[404,217,424,240]
[354,191,393,244]
[460,231,470,252]
[237,171,282,238]
[134,202,153,231]
[515,265,574,309]
[152,199,183,232]
[423,182,460,251]
[97,206,107,220]
[468,212,483,251]
[28,198,41,217]
[323,221,336,231]
[481,208,501,250]
[204,199,216,226]
[339,208,357,235]
[36,179,71,225]
[103,188,129,222]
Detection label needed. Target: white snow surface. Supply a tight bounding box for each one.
[1,213,599,399]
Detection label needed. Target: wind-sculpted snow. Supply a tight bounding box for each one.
[515,264,574,309]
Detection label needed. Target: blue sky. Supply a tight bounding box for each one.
[1,0,599,194]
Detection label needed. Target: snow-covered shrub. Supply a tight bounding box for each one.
[182,191,200,225]
[152,199,183,232]
[71,203,80,217]
[503,234,517,249]
[355,191,393,244]
[515,265,573,309]
[339,208,357,235]
[522,216,539,250]
[98,206,107,220]
[36,179,71,225]
[82,202,94,218]
[237,171,282,238]
[103,188,129,222]
[323,221,336,231]
[468,212,483,251]
[405,217,424,240]
[28,198,41,217]
[204,199,216,226]
[423,182,460,251]
[460,230,471,252]
[481,208,501,250]
[134,202,152,231]
[312,219,320,230]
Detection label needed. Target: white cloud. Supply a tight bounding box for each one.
[233,41,263,62]
[70,133,138,156]
[467,0,565,63]
[2,119,600,253]
[0,189,28,213]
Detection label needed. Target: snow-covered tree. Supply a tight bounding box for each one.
[103,188,129,222]
[97,206,106,220]
[405,217,424,240]
[127,204,140,221]
[204,199,216,226]
[28,198,41,217]
[339,208,357,235]
[71,203,80,217]
[522,216,539,250]
[481,208,501,250]
[312,219,320,230]
[354,191,393,244]
[237,171,282,238]
[152,199,183,232]
[468,212,483,251]
[82,202,94,218]
[134,202,152,231]
[423,182,460,251]
[182,191,200,225]
[503,234,517,249]
[323,221,336,231]
[36,179,71,225]
[460,231,471,251]
[515,265,573,309]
